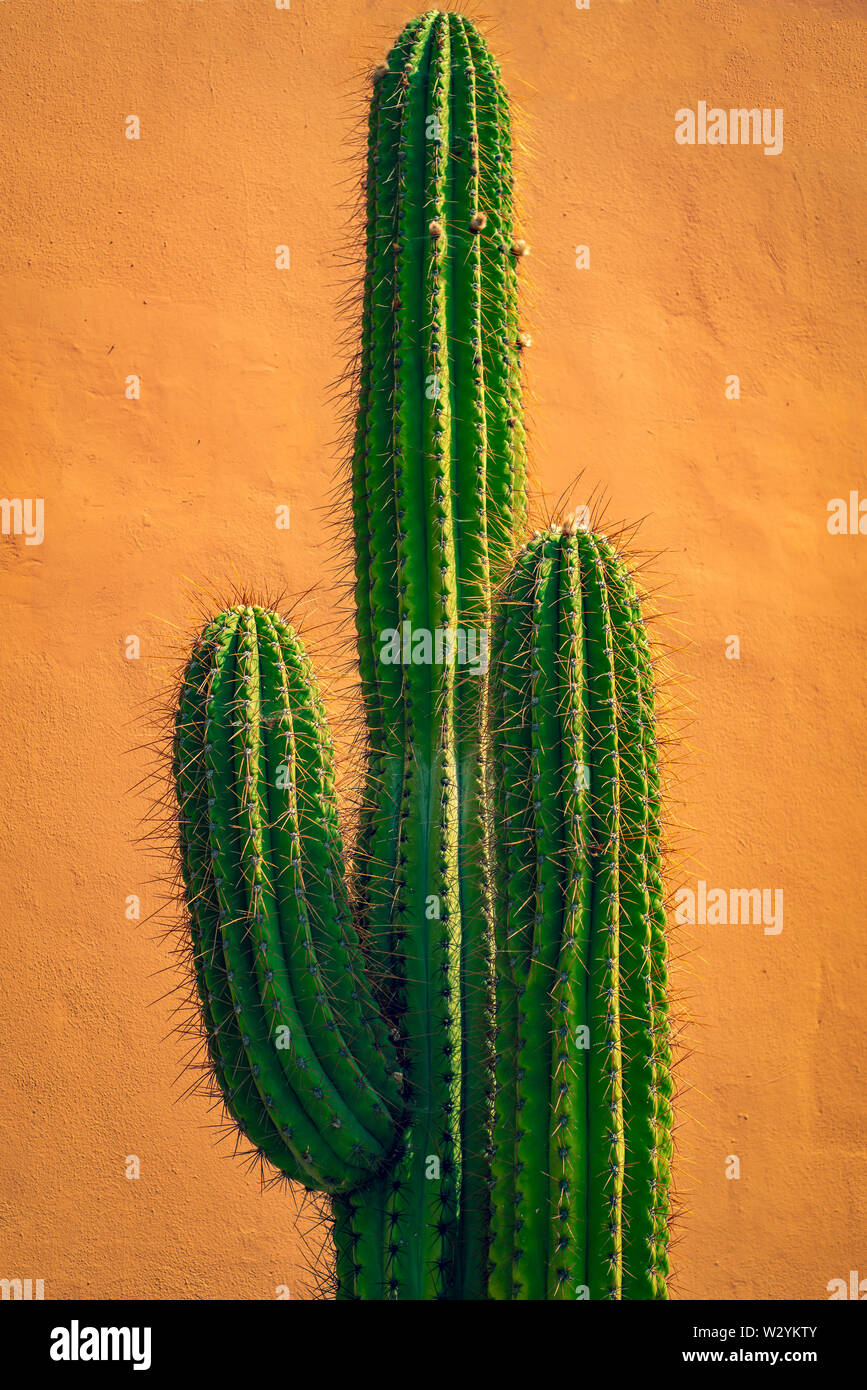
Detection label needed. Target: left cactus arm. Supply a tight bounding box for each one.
[174,606,404,1194]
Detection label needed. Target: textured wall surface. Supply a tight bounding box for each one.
[1,0,864,1300]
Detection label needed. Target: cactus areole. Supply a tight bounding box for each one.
[172,10,672,1300]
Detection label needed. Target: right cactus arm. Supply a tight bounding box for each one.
[488,525,672,1299]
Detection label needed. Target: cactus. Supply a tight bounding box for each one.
[171,10,672,1301]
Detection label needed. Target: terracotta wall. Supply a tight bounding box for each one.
[1,0,863,1300]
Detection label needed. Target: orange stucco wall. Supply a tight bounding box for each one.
[1,0,864,1300]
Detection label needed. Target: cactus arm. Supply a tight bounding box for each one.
[488,528,670,1300]
[175,608,404,1193]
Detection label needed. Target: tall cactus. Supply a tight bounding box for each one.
[343,6,528,1300]
[171,10,672,1301]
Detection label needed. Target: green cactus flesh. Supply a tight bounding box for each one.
[173,606,404,1193]
[171,10,672,1301]
[488,525,673,1299]
[342,7,527,1300]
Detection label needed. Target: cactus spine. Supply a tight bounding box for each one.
[171,10,672,1301]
